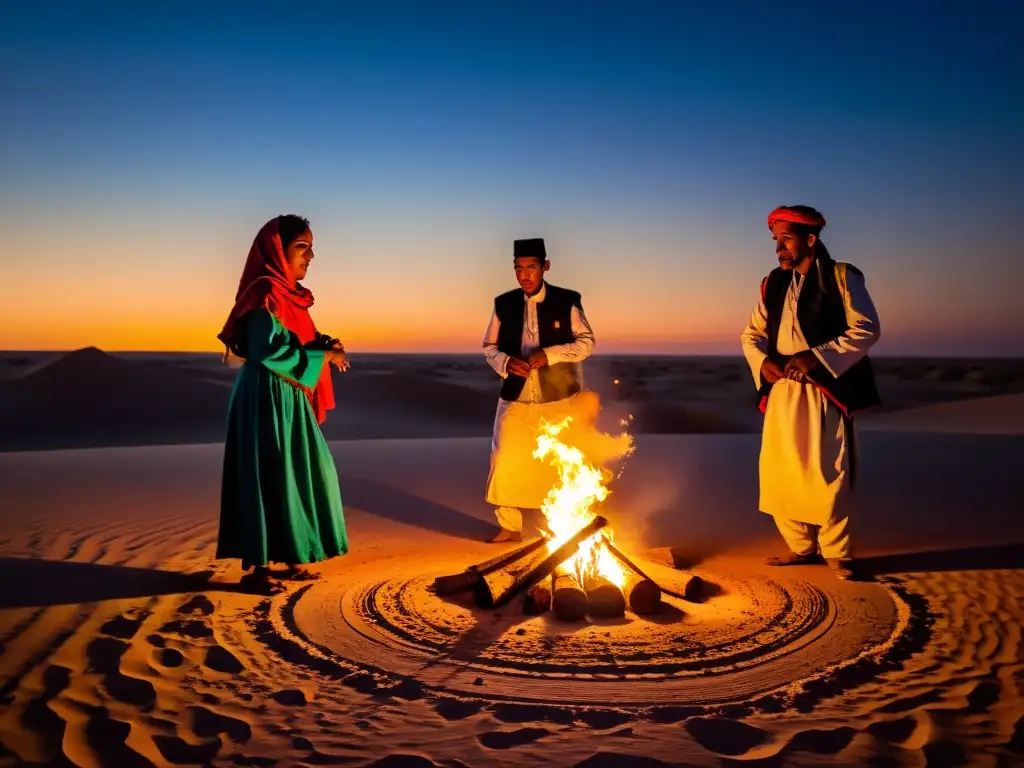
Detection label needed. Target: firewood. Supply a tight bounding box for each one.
[584,576,626,618]
[605,540,703,602]
[620,568,661,615]
[433,537,547,597]
[473,516,608,609]
[523,582,552,614]
[551,565,588,621]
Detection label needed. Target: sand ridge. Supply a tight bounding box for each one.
[1,438,1022,766]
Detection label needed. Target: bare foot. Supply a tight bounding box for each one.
[826,558,857,580]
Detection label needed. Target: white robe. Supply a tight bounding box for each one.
[740,264,881,526]
[482,283,596,511]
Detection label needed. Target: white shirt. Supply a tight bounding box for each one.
[740,264,881,389]
[482,282,596,403]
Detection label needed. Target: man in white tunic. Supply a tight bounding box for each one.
[740,206,881,580]
[482,238,596,542]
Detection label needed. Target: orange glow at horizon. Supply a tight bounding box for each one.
[1,283,709,353]
[3,226,1020,355]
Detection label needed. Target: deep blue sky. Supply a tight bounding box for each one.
[1,1,1022,354]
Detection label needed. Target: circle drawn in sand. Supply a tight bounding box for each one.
[273,555,903,707]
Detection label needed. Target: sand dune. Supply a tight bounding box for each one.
[0,349,758,452]
[0,348,232,451]
[1,434,1022,766]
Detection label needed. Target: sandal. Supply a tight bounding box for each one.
[239,570,286,595]
[764,551,824,567]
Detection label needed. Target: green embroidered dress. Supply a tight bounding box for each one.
[217,309,348,569]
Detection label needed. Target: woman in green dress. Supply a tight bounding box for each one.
[216,214,350,594]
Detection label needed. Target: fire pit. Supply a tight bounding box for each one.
[433,415,704,619]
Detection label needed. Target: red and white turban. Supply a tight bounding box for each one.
[767,206,826,230]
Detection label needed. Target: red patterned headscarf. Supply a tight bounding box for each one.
[218,217,335,423]
[767,205,826,231]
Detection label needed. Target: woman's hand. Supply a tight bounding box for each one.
[308,334,345,352]
[326,349,350,372]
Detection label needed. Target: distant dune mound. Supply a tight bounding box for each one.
[0,348,231,450]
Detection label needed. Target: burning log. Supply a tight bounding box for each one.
[523,582,552,614]
[433,537,547,597]
[473,516,608,609]
[551,565,588,621]
[605,540,704,602]
[620,568,661,615]
[584,576,626,618]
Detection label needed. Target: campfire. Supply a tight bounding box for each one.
[434,414,703,620]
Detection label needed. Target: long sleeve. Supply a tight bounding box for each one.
[811,268,881,378]
[740,285,770,389]
[482,306,509,378]
[246,309,326,390]
[544,305,596,365]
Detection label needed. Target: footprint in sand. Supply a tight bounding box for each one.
[376,678,426,701]
[203,645,244,675]
[343,671,378,694]
[683,716,770,757]
[1007,714,1024,754]
[153,733,222,765]
[158,619,213,639]
[100,613,144,640]
[866,716,920,744]
[575,710,634,730]
[85,636,157,710]
[20,664,72,744]
[154,648,184,668]
[964,677,1001,714]
[177,595,215,616]
[922,739,969,766]
[187,705,252,743]
[784,726,856,755]
[271,689,307,707]
[83,705,154,767]
[574,753,674,767]
[478,727,551,749]
[433,699,485,722]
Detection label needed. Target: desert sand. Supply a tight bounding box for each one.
[1,350,1023,766]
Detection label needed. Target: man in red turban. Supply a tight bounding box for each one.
[740,205,882,580]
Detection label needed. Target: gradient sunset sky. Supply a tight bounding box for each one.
[1,1,1021,355]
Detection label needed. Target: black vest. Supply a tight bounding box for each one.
[761,259,880,414]
[495,283,582,403]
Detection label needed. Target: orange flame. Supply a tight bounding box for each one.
[532,414,633,588]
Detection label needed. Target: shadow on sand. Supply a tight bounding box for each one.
[858,542,1024,576]
[340,475,497,540]
[0,557,215,608]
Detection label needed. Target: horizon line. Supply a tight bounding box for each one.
[3,347,1024,361]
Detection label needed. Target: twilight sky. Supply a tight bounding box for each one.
[1,1,1021,355]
